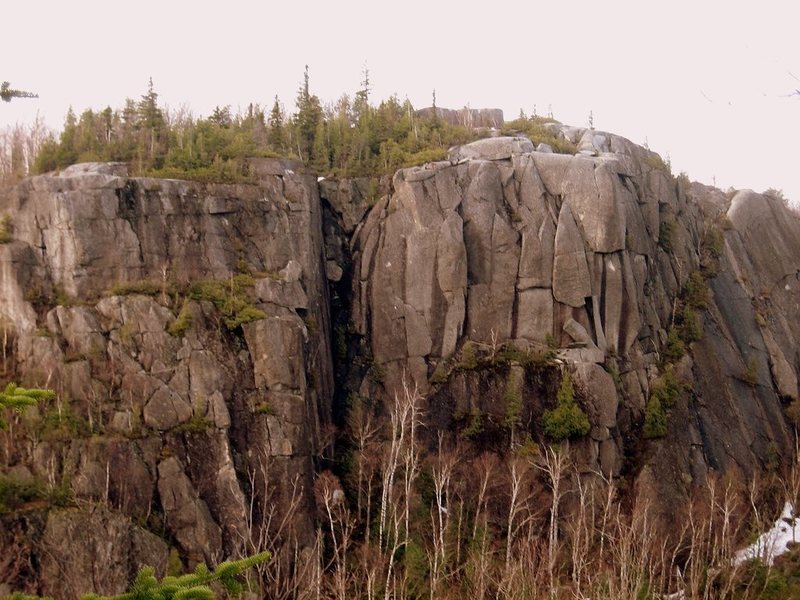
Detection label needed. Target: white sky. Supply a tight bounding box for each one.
[2,0,798,203]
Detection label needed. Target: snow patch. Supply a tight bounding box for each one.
[734,501,798,566]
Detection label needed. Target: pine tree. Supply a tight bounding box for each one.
[0,81,38,102]
[0,383,54,429]
[267,95,286,153]
[7,551,270,600]
[293,66,323,163]
[137,78,165,167]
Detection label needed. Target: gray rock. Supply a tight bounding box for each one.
[552,204,592,307]
[448,136,534,162]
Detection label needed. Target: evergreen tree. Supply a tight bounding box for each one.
[0,383,54,429]
[0,81,38,102]
[137,78,166,167]
[293,66,323,163]
[267,95,286,153]
[6,551,270,600]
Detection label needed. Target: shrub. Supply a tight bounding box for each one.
[659,219,676,252]
[430,363,449,384]
[646,153,672,175]
[683,271,709,309]
[176,413,213,433]
[457,341,478,370]
[109,279,164,297]
[462,408,484,439]
[0,476,44,513]
[678,307,703,344]
[706,227,724,259]
[189,277,265,330]
[167,300,193,336]
[542,372,590,441]
[643,395,667,438]
[663,328,685,363]
[650,367,682,409]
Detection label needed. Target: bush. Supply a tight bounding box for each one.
[683,271,709,309]
[109,279,165,297]
[457,341,478,370]
[678,307,703,343]
[189,277,265,330]
[167,300,193,336]
[650,367,682,409]
[659,219,676,252]
[0,476,44,513]
[663,327,685,363]
[542,372,590,441]
[643,395,667,439]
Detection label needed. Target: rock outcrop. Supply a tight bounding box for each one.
[0,160,333,597]
[2,125,800,596]
[352,128,800,507]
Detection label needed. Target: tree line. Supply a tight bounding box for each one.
[28,69,480,183]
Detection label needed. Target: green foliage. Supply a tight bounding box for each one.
[646,153,672,175]
[0,214,12,243]
[430,363,449,384]
[1,81,38,102]
[0,476,44,514]
[542,372,590,441]
[0,475,72,514]
[678,306,703,344]
[188,277,265,330]
[75,550,270,599]
[706,227,724,259]
[0,383,55,429]
[683,271,709,309]
[457,341,479,370]
[650,367,682,409]
[643,395,667,439]
[500,117,577,154]
[663,327,685,363]
[175,413,213,434]
[29,74,484,183]
[643,367,683,439]
[168,301,193,337]
[462,408,484,439]
[109,279,165,297]
[658,218,676,252]
[38,404,92,440]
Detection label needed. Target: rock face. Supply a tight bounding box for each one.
[352,129,800,508]
[0,160,333,598]
[2,128,800,596]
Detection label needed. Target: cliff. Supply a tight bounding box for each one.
[0,159,333,597]
[1,125,799,597]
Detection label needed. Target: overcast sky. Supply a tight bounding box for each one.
[3,0,798,203]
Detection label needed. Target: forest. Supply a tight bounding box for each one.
[0,69,580,187]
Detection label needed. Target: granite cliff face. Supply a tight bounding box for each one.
[1,127,799,597]
[351,128,800,505]
[0,159,333,597]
